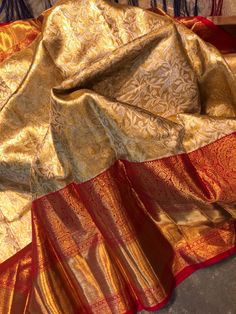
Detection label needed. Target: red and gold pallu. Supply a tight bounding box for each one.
[0,0,236,313]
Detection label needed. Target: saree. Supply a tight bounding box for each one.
[0,0,236,313]
[1,0,236,23]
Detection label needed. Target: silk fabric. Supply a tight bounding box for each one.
[0,1,235,313]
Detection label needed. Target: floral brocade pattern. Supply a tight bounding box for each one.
[0,0,235,313]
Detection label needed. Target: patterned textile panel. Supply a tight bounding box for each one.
[0,1,235,313]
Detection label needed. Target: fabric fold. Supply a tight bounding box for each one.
[0,0,236,313]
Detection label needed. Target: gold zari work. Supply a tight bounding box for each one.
[0,1,236,313]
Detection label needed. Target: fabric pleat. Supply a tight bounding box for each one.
[0,0,235,313]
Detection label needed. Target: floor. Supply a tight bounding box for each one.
[139,254,236,314]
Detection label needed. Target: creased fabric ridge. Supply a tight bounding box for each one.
[0,0,235,313]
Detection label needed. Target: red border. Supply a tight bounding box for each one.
[0,21,13,28]
[124,246,236,314]
[0,243,31,274]
[0,243,32,293]
[0,243,235,312]
[32,131,236,204]
[197,16,224,32]
[0,132,236,308]
[189,16,236,52]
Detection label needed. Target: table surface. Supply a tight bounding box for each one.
[208,16,236,25]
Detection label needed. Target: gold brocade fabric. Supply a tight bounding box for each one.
[0,0,236,313]
[225,53,236,75]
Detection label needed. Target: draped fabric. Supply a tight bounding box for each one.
[0,0,236,313]
[1,0,236,23]
[177,16,236,54]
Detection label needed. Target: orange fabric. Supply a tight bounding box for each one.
[1,132,235,313]
[0,18,42,63]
